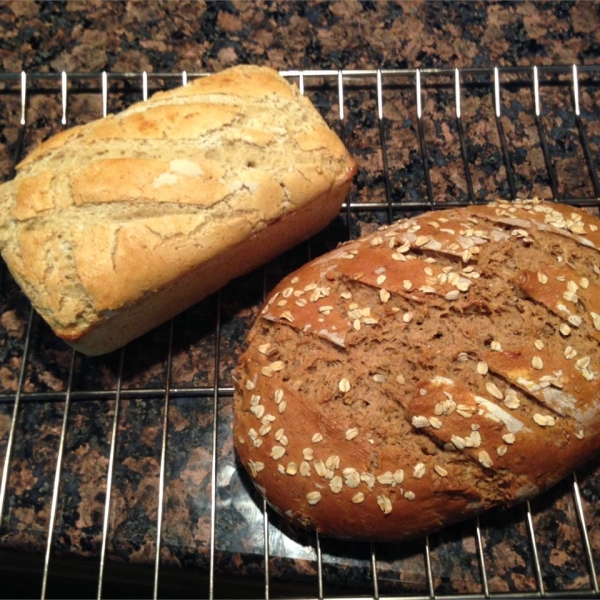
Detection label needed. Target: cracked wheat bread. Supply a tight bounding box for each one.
[234,199,600,542]
[0,65,356,355]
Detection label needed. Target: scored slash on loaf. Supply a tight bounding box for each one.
[234,198,600,542]
[0,65,356,355]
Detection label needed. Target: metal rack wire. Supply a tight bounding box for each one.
[0,65,599,599]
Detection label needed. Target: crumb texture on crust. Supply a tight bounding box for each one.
[234,199,600,542]
[0,65,356,354]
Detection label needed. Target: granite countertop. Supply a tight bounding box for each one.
[1,1,600,74]
[0,1,599,598]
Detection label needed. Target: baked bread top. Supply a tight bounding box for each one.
[234,199,600,541]
[0,65,356,354]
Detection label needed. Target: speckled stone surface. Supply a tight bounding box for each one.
[0,1,600,597]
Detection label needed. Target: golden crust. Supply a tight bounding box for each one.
[0,65,356,354]
[70,158,230,206]
[91,103,242,140]
[12,172,56,221]
[16,124,86,170]
[63,182,350,352]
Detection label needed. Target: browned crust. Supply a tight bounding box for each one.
[234,199,600,542]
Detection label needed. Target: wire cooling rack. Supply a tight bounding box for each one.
[0,65,599,599]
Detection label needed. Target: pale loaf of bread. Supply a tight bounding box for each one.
[0,65,356,355]
[234,199,600,542]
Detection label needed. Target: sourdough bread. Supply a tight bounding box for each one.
[0,65,356,355]
[234,199,600,541]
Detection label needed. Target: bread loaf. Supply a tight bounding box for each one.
[0,65,356,355]
[234,199,600,542]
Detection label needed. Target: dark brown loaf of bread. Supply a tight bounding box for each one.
[234,199,600,542]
